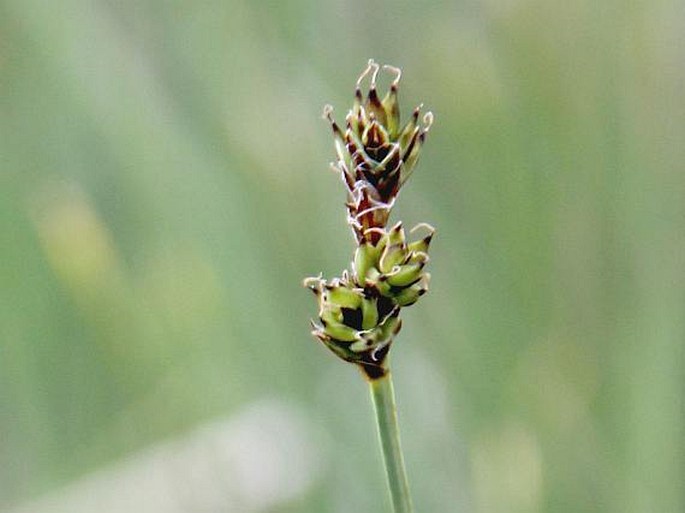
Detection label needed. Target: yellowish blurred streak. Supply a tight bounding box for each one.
[32,183,124,300]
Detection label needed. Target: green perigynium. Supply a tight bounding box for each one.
[305,59,434,380]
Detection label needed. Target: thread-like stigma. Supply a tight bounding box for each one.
[382,64,402,88]
[356,59,377,89]
[369,60,381,89]
[422,112,434,132]
[410,222,436,234]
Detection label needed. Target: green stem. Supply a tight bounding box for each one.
[369,372,414,513]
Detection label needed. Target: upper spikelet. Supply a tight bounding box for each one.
[323,59,434,244]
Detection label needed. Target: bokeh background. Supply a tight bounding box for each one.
[1,0,684,512]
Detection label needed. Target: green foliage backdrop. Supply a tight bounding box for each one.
[1,1,683,512]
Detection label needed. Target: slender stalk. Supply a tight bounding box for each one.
[369,372,414,513]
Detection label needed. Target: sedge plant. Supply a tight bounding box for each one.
[304,59,434,513]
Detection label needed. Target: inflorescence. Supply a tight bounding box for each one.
[304,59,435,379]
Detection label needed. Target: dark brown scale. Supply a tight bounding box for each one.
[351,150,374,182]
[401,130,419,162]
[345,137,370,170]
[329,119,344,139]
[376,175,400,201]
[368,88,383,110]
[347,151,373,182]
[365,122,385,150]
[341,167,356,191]
[365,143,399,198]
[357,343,392,380]
[367,88,387,126]
[381,149,401,176]
[348,186,389,244]
[358,211,376,235]
[356,187,373,209]
[411,106,420,123]
[388,281,419,294]
[360,168,379,187]
[365,142,391,162]
[345,139,361,161]
[341,307,364,331]
[376,296,395,319]
[357,110,366,134]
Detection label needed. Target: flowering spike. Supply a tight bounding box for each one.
[305,60,435,377]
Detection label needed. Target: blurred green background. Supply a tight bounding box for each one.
[1,0,683,512]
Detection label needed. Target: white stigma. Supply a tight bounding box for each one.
[357,59,376,88]
[422,112,434,132]
[382,64,402,87]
